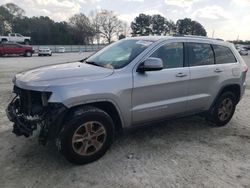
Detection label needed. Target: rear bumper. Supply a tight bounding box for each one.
[241,82,246,99]
[38,51,52,55]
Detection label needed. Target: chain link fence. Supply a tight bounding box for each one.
[32,44,106,53]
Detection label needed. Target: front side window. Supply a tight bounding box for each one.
[86,39,152,69]
[213,45,237,64]
[188,43,214,66]
[150,42,184,69]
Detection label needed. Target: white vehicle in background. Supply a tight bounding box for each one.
[38,47,52,56]
[238,48,248,56]
[58,47,65,53]
[0,33,31,44]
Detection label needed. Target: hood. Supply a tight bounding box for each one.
[14,62,114,89]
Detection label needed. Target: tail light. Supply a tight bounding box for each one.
[243,65,248,73]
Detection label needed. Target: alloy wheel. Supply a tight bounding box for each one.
[72,121,107,156]
[218,98,233,121]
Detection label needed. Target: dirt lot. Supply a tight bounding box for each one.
[0,53,250,188]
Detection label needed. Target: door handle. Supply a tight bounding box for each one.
[214,68,223,73]
[175,72,187,77]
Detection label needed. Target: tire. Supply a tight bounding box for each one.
[1,39,7,43]
[58,106,114,165]
[25,51,32,57]
[207,92,237,126]
[24,40,30,45]
[49,53,52,56]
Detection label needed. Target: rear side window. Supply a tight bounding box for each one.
[213,45,237,64]
[150,42,184,69]
[4,44,14,47]
[188,43,214,66]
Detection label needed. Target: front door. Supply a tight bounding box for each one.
[132,42,189,124]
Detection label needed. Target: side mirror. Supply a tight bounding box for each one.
[137,57,163,73]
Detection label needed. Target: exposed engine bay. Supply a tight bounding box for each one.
[6,86,66,144]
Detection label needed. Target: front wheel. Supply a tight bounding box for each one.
[58,106,114,165]
[25,51,32,57]
[207,92,237,126]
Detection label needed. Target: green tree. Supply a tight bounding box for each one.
[131,13,151,36]
[0,5,14,34]
[69,13,95,44]
[151,14,168,35]
[176,18,207,36]
[166,20,176,35]
[3,3,25,18]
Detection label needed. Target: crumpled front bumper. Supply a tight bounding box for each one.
[6,96,37,137]
[6,96,67,144]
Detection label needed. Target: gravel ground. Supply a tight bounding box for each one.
[0,53,250,188]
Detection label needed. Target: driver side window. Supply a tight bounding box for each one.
[150,42,184,69]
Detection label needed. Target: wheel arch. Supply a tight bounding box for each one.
[63,100,124,134]
[24,39,30,43]
[210,84,241,109]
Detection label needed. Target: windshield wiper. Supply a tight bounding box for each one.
[79,57,87,63]
[85,61,103,67]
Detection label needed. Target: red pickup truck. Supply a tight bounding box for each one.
[0,43,34,57]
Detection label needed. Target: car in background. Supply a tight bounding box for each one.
[58,47,65,53]
[244,45,250,50]
[0,42,34,57]
[237,47,248,56]
[38,47,52,56]
[0,33,31,44]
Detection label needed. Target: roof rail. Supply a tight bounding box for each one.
[171,34,224,41]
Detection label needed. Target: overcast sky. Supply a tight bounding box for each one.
[1,0,250,40]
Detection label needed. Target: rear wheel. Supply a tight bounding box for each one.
[1,39,7,43]
[58,106,114,165]
[207,92,237,126]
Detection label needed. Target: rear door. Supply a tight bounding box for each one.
[3,44,23,54]
[132,41,190,124]
[16,34,24,42]
[3,44,14,54]
[186,42,223,112]
[212,44,239,81]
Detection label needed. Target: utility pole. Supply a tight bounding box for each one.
[212,30,215,38]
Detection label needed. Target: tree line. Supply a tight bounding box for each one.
[0,3,207,45]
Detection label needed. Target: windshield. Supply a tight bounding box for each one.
[86,39,153,69]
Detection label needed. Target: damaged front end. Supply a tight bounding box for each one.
[6,86,67,145]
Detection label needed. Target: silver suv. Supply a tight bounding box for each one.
[6,36,248,164]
